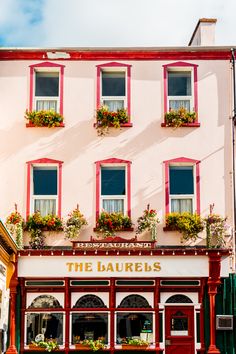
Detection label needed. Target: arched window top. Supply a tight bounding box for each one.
[166,294,193,303]
[118,294,151,308]
[29,295,62,308]
[74,294,107,308]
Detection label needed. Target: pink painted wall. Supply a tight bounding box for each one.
[0,59,232,245]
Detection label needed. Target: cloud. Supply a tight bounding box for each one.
[0,0,236,47]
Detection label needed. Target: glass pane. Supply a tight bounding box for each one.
[103,100,124,111]
[169,100,190,111]
[35,72,59,97]
[34,199,56,216]
[116,313,153,344]
[33,167,57,195]
[171,199,193,213]
[71,313,108,344]
[171,317,188,331]
[168,71,191,96]
[36,100,57,111]
[102,199,124,213]
[101,167,125,195]
[26,313,63,344]
[170,166,193,194]
[102,71,125,96]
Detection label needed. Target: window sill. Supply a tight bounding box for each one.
[93,122,133,128]
[26,123,65,128]
[93,227,134,232]
[161,122,200,128]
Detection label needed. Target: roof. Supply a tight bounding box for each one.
[0,219,18,255]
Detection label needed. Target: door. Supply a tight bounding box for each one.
[165,306,194,354]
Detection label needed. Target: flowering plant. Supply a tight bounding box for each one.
[95,212,132,237]
[204,214,229,248]
[25,211,63,249]
[95,105,129,135]
[165,107,196,127]
[165,212,204,242]
[80,339,106,351]
[122,338,149,346]
[31,339,59,352]
[136,206,159,240]
[6,210,24,249]
[73,336,81,344]
[25,109,64,127]
[64,208,87,239]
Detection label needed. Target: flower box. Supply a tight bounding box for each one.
[25,110,64,128]
[95,106,130,135]
[163,108,197,128]
[122,345,148,350]
[28,344,44,350]
[75,344,90,350]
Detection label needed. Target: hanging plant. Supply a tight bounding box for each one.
[64,206,88,239]
[136,205,159,240]
[6,208,24,249]
[165,107,196,127]
[95,212,132,237]
[204,213,229,248]
[25,211,63,249]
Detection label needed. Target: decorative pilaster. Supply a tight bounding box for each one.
[6,265,18,354]
[207,253,221,354]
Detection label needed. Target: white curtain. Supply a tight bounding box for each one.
[169,99,190,111]
[103,100,124,112]
[36,100,57,111]
[102,199,124,213]
[34,199,56,216]
[171,199,192,213]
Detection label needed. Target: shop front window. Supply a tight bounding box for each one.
[71,313,108,344]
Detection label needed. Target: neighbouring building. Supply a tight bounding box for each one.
[0,18,235,354]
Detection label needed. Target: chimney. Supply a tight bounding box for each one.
[188,18,217,46]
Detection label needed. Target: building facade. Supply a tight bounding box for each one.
[0,19,235,354]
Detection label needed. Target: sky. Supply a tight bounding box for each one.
[0,0,235,47]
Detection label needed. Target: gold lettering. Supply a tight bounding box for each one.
[85,263,93,272]
[97,261,105,272]
[115,263,123,272]
[134,263,143,272]
[106,263,114,272]
[144,263,152,272]
[125,263,133,272]
[153,262,161,271]
[66,262,74,272]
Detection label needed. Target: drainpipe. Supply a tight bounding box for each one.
[231,48,236,265]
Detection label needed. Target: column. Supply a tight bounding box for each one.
[6,267,18,354]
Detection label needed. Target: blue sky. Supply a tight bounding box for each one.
[0,0,235,47]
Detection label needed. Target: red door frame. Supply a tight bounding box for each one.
[165,306,195,354]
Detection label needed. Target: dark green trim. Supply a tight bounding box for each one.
[116,280,155,286]
[159,313,163,343]
[70,280,110,286]
[25,280,64,286]
[161,280,200,286]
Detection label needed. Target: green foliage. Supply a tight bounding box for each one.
[95,105,129,135]
[31,339,59,352]
[25,211,63,231]
[136,207,159,240]
[165,212,204,242]
[204,214,229,248]
[124,338,149,346]
[6,211,24,248]
[81,339,106,351]
[165,107,196,127]
[64,208,88,239]
[96,212,132,236]
[25,110,64,127]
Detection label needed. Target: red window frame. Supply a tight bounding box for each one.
[95,158,131,220]
[96,62,132,126]
[162,61,200,127]
[28,61,65,115]
[26,158,63,218]
[164,157,200,215]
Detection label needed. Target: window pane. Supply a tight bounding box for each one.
[36,100,57,111]
[26,313,63,344]
[72,313,108,343]
[168,71,191,96]
[102,71,125,96]
[35,72,59,97]
[171,199,193,213]
[103,100,124,111]
[169,100,190,111]
[101,167,125,195]
[102,199,124,213]
[170,166,193,194]
[34,199,56,216]
[116,313,153,344]
[33,167,57,195]
[171,317,188,331]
